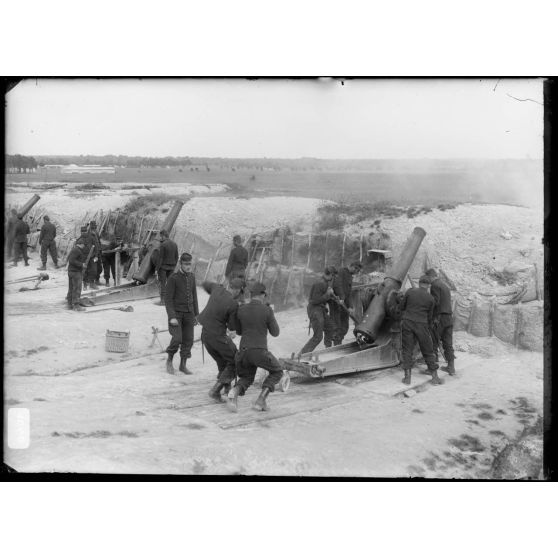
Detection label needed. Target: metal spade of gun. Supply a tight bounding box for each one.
[8,272,50,292]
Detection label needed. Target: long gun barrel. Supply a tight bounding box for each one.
[17,194,41,218]
[353,226,426,344]
[132,200,184,284]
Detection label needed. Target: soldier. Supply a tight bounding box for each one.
[66,239,87,311]
[329,261,362,345]
[227,281,283,413]
[88,221,102,287]
[76,225,92,290]
[10,214,30,267]
[164,252,199,375]
[225,234,248,283]
[37,215,59,270]
[426,268,456,376]
[297,266,337,356]
[199,278,245,402]
[101,235,121,286]
[6,208,18,259]
[156,229,179,305]
[400,275,443,385]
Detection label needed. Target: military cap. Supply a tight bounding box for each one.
[250,281,267,295]
[44,215,50,221]
[80,225,88,233]
[425,268,438,278]
[180,252,193,263]
[233,234,242,243]
[324,265,337,276]
[90,220,97,226]
[419,275,432,285]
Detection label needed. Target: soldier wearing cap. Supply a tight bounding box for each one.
[101,234,121,286]
[227,281,283,412]
[400,275,443,385]
[164,252,199,375]
[66,239,87,311]
[88,220,103,287]
[37,215,59,270]
[329,261,362,345]
[426,268,456,376]
[10,213,30,267]
[76,225,93,290]
[225,234,248,283]
[6,208,18,259]
[156,229,179,305]
[198,277,245,402]
[297,266,337,356]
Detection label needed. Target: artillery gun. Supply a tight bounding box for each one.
[279,227,426,379]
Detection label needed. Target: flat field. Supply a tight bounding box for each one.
[6,160,542,207]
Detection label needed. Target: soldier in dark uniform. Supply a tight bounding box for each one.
[10,214,30,267]
[400,275,443,385]
[76,225,92,290]
[227,281,283,412]
[37,215,59,270]
[156,229,179,305]
[6,208,18,259]
[165,252,199,375]
[66,240,87,311]
[199,278,245,402]
[101,235,118,286]
[88,221,102,287]
[225,234,248,283]
[426,268,456,375]
[330,261,362,345]
[298,266,336,356]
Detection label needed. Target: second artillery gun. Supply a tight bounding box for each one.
[279,226,426,379]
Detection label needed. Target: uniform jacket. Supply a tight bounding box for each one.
[77,233,92,252]
[401,287,435,324]
[14,219,30,242]
[68,245,86,272]
[198,281,239,336]
[157,239,179,270]
[89,231,101,256]
[165,270,199,318]
[308,278,333,308]
[333,267,353,307]
[225,245,248,277]
[430,278,453,315]
[235,299,280,350]
[39,221,57,243]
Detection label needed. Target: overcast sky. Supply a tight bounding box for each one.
[6,78,544,159]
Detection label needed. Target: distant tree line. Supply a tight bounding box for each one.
[35,155,193,167]
[6,154,38,173]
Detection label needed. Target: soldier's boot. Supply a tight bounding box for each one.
[83,282,89,290]
[226,385,240,413]
[179,357,193,375]
[223,383,232,396]
[105,279,110,286]
[73,305,85,312]
[166,354,175,374]
[89,283,99,290]
[252,387,271,411]
[431,369,444,385]
[402,369,412,385]
[442,360,456,376]
[37,264,47,271]
[208,381,226,403]
[24,261,29,266]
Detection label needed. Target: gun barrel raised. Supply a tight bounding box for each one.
[132,200,184,284]
[354,226,426,344]
[18,194,41,218]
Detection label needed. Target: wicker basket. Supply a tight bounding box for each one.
[105,330,130,353]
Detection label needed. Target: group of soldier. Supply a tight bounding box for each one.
[161,237,281,412]
[7,211,456,405]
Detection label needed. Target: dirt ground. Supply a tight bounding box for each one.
[4,265,543,477]
[3,185,544,477]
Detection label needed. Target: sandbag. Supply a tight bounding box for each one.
[469,297,491,337]
[453,296,472,332]
[493,303,517,345]
[517,302,543,352]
